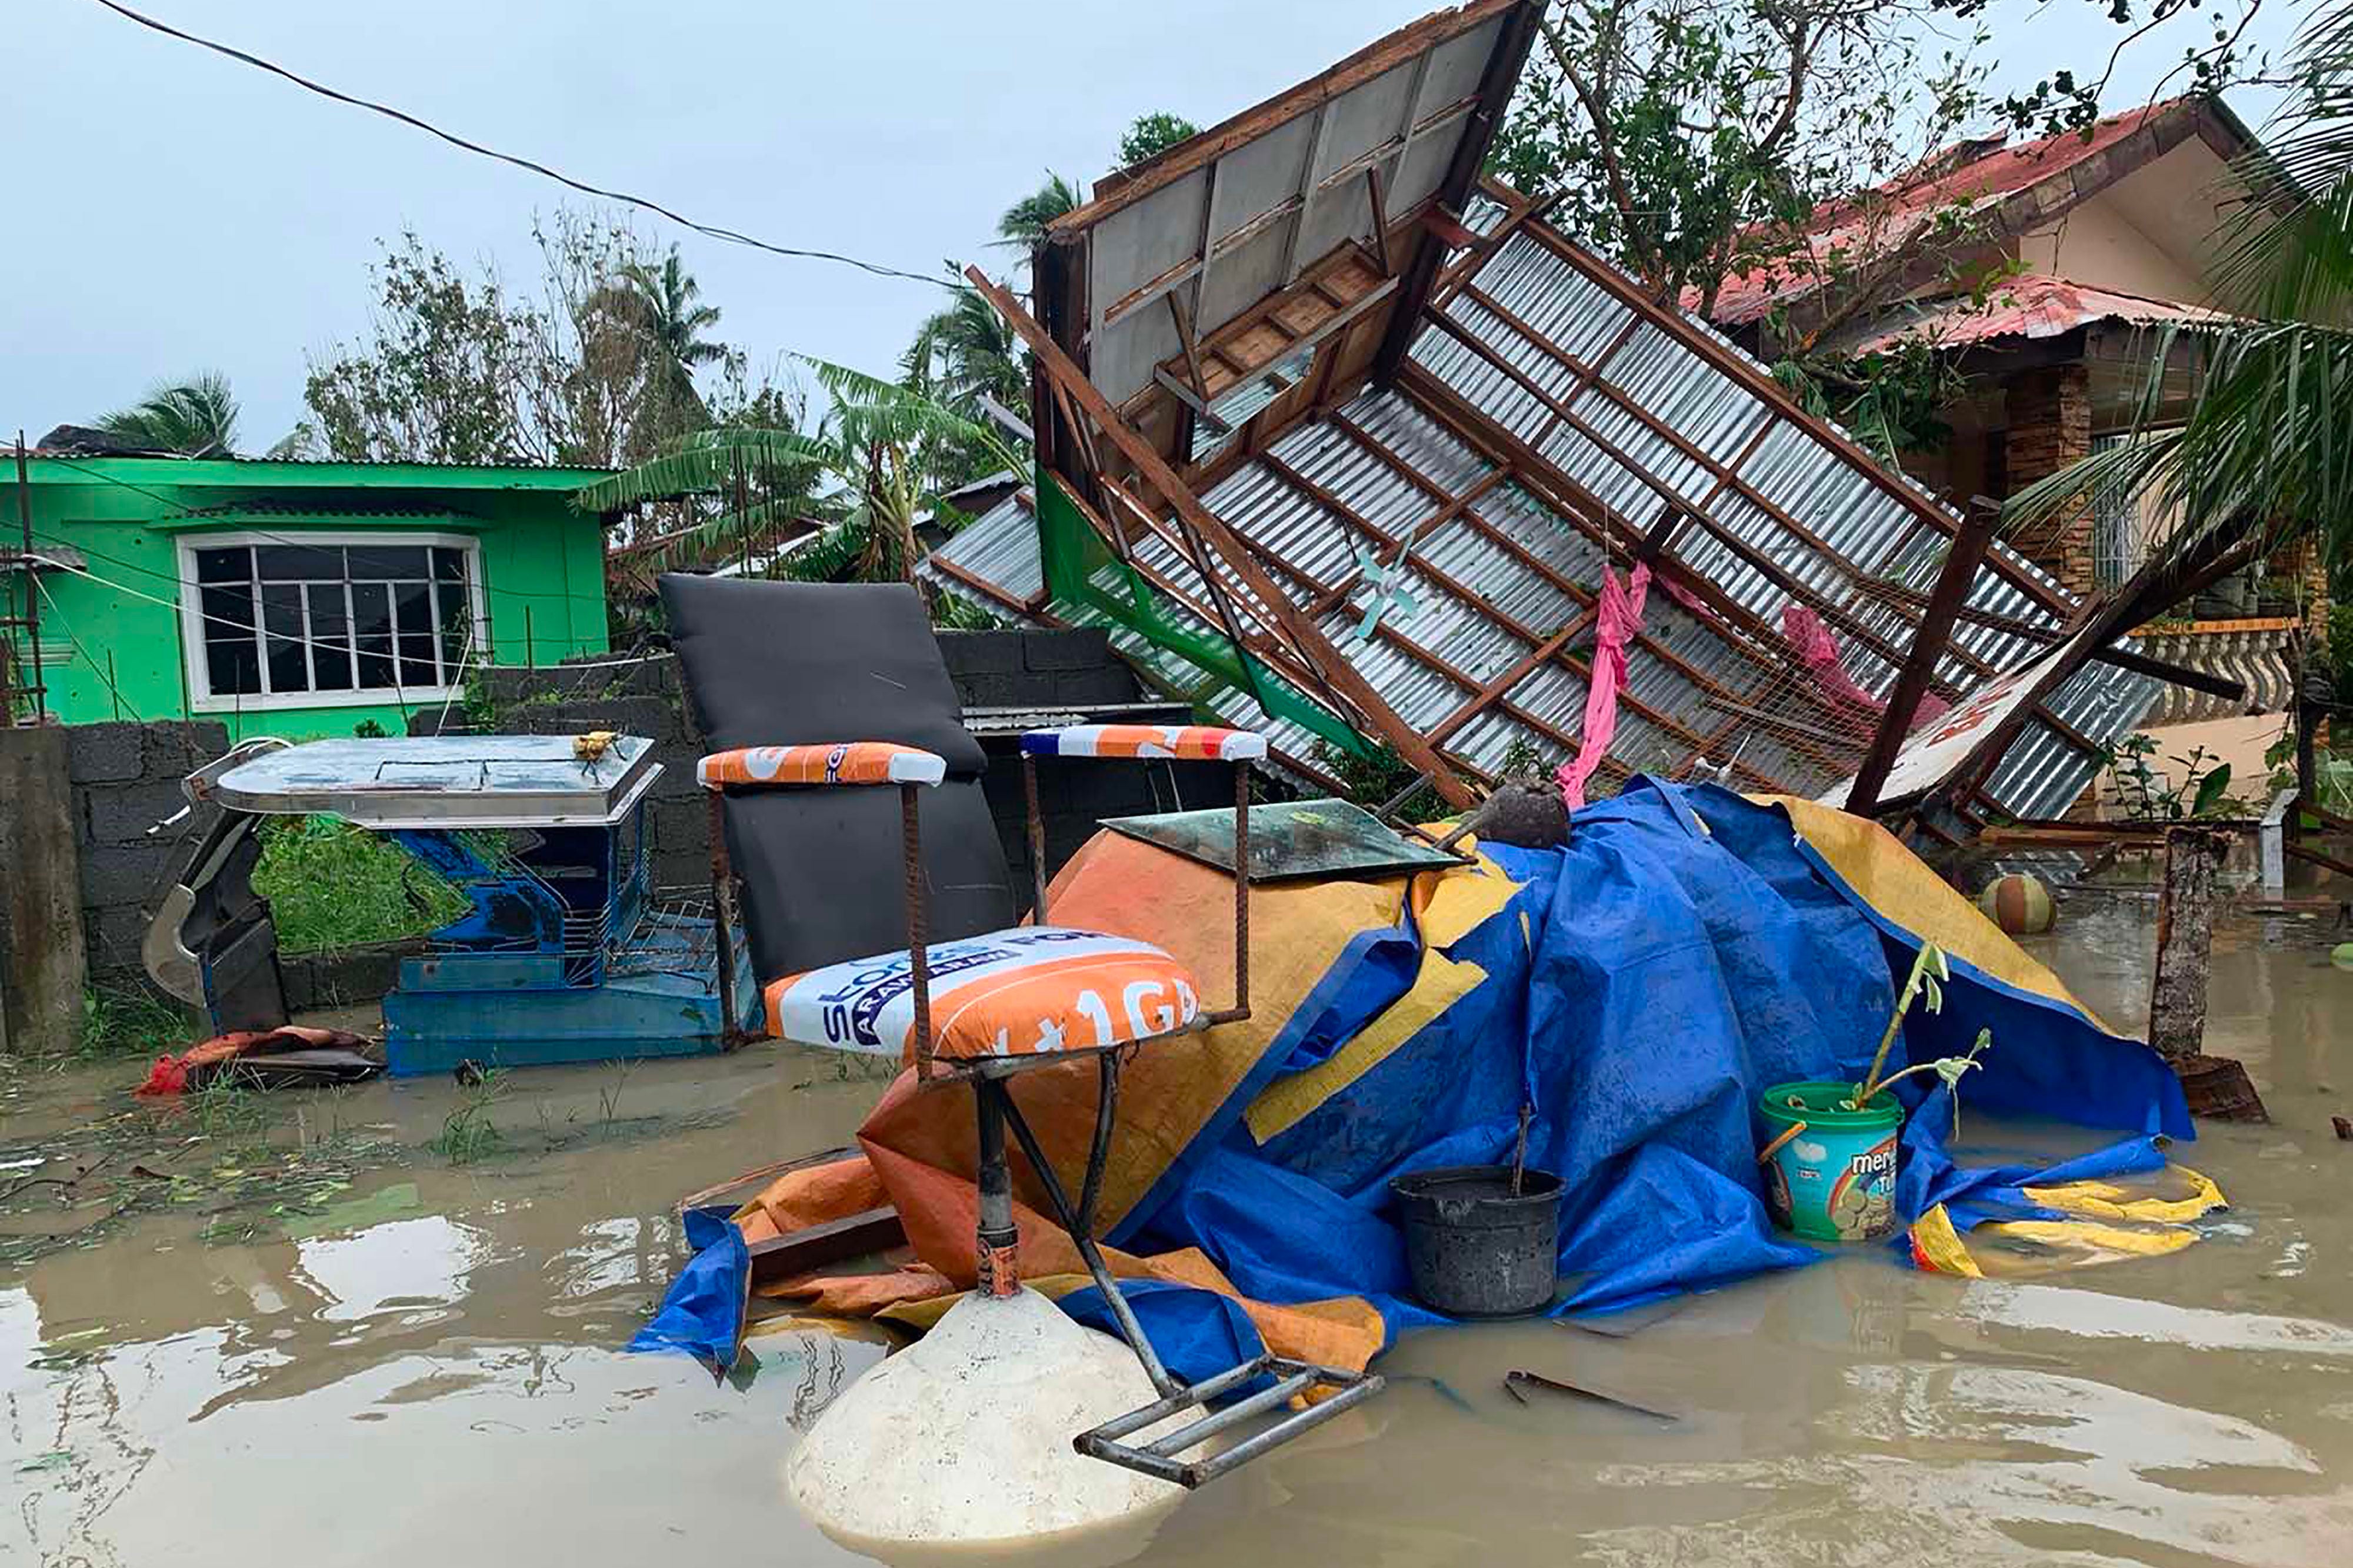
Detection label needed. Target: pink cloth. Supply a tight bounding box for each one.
[1779,605,1949,735]
[1555,563,1651,813]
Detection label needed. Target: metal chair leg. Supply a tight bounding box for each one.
[987,1070,1384,1486]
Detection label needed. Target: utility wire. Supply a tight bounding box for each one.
[87,0,955,290]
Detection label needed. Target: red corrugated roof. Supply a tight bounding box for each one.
[1844,273,2235,353]
[1695,98,2198,326]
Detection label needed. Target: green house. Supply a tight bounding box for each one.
[3,455,612,740]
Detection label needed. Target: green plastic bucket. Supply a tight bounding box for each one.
[1759,1082,1901,1243]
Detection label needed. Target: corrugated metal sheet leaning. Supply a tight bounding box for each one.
[919,491,1335,790]
[931,218,2155,821]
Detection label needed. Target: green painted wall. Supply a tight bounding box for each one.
[4,456,611,742]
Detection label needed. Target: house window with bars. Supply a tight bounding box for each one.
[2088,431,2188,589]
[178,535,483,710]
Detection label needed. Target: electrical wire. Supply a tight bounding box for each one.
[87,0,955,290]
[32,572,136,720]
[25,548,459,703]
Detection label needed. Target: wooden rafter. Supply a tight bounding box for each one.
[968,265,1480,808]
[1372,0,1544,386]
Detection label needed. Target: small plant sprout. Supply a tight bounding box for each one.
[1857,941,1950,1106]
[1866,1027,1994,1137]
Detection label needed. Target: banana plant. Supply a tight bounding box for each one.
[578,356,1021,589]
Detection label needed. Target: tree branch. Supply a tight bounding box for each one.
[1539,8,1661,293]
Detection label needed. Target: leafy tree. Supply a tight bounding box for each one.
[306,213,774,470]
[2009,1,2353,583]
[1118,112,1200,166]
[902,278,1028,491]
[579,357,1022,597]
[95,373,241,456]
[1488,0,2255,459]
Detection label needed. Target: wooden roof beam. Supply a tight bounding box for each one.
[1371,0,1544,387]
[968,264,1479,808]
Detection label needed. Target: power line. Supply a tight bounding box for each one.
[87,0,956,291]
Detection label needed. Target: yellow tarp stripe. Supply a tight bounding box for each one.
[1241,850,1519,1146]
[1767,795,2114,1030]
[1908,1203,1984,1276]
[1977,1217,2203,1258]
[2021,1164,2226,1224]
[1243,952,1490,1144]
[1407,843,1519,948]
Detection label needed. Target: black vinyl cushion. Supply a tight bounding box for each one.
[658,574,1014,979]
[659,575,987,776]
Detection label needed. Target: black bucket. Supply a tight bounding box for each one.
[1389,1165,1565,1317]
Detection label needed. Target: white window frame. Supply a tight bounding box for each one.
[175,531,489,713]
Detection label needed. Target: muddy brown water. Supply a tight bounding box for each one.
[5,888,2350,1566]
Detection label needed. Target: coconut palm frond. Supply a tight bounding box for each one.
[2007,318,2353,560]
[574,426,827,512]
[2013,11,2353,579]
[907,283,1026,415]
[996,173,1082,248]
[96,372,241,457]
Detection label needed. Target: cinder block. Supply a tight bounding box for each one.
[528,694,679,743]
[86,780,197,846]
[82,904,154,971]
[308,943,405,1006]
[603,655,682,699]
[1022,628,1112,672]
[139,722,229,777]
[936,629,1023,676]
[952,672,1029,710]
[280,956,319,1014]
[81,840,182,908]
[1049,666,1142,706]
[651,796,711,862]
[66,723,146,784]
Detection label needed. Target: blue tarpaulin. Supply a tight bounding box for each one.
[634,781,2191,1369]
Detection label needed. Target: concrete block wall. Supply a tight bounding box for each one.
[45,627,1216,1016]
[422,632,1229,923]
[67,719,229,983]
[936,629,1232,903]
[409,654,709,898]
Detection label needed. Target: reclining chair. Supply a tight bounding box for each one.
[661,573,1380,1487]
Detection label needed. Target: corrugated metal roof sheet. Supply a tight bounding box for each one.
[1844,273,2237,354]
[939,214,2155,820]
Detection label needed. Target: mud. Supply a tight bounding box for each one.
[6,886,2351,1567]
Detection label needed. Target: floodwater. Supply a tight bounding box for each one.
[5,879,2351,1567]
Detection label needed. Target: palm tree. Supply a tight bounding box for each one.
[95,373,241,456]
[605,249,726,431]
[905,281,1026,421]
[2009,5,2353,586]
[997,173,1083,249]
[579,357,1021,592]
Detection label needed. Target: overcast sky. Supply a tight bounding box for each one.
[2,0,2304,452]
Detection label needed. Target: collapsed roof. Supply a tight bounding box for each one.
[933,0,2158,833]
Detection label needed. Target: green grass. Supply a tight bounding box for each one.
[431,1070,508,1164]
[78,986,199,1059]
[251,816,469,955]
